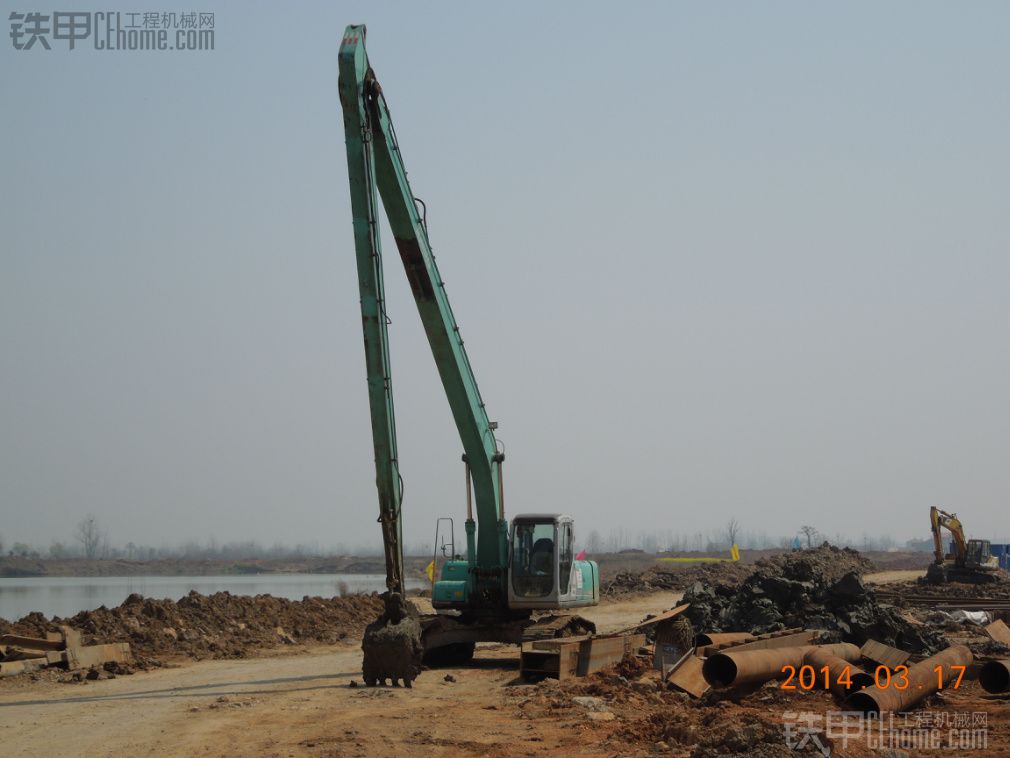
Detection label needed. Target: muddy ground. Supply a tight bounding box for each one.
[3,549,1010,756]
[2,589,1008,757]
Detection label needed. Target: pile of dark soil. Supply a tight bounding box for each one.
[0,591,384,666]
[682,544,946,654]
[603,561,753,596]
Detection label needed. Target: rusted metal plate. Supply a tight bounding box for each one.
[984,619,1010,646]
[717,631,814,654]
[699,628,807,657]
[615,604,690,635]
[666,653,709,698]
[521,634,646,681]
[576,634,646,677]
[529,634,594,651]
[695,632,755,648]
[860,639,910,669]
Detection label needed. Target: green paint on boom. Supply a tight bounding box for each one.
[338,25,508,606]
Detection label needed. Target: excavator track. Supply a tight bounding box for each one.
[418,612,597,666]
[520,613,596,642]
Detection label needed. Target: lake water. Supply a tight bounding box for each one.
[0,574,425,621]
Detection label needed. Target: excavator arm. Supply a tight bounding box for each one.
[338,26,405,597]
[930,506,968,564]
[339,25,509,605]
[338,26,602,682]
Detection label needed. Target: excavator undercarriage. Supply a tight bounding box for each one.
[360,596,597,684]
[420,612,596,664]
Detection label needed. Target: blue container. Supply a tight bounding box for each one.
[991,544,1010,571]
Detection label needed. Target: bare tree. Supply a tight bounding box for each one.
[585,530,602,553]
[799,525,819,549]
[725,518,741,548]
[49,541,68,559]
[99,533,111,560]
[75,515,102,560]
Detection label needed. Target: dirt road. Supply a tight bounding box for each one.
[4,585,1009,757]
[864,569,926,585]
[0,593,682,757]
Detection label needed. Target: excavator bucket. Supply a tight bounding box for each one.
[361,593,423,687]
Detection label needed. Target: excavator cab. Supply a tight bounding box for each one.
[431,514,599,611]
[507,514,599,610]
[966,539,994,567]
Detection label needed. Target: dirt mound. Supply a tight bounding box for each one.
[521,671,807,757]
[0,591,384,666]
[682,544,945,654]
[612,652,651,680]
[603,561,753,596]
[630,707,795,757]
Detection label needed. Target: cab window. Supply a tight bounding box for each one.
[511,521,555,598]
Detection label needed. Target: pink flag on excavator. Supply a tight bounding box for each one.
[575,549,586,561]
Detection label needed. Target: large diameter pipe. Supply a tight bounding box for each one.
[703,643,861,688]
[979,659,1010,694]
[803,647,874,699]
[845,645,973,714]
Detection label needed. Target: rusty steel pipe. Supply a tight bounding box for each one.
[979,659,1010,694]
[803,647,874,699]
[845,644,973,714]
[702,643,861,689]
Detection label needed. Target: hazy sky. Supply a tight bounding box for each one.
[2,2,1008,554]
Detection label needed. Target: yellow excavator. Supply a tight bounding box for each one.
[926,506,1000,584]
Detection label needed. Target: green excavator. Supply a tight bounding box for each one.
[338,26,600,686]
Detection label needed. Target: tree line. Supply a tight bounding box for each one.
[0,515,941,562]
